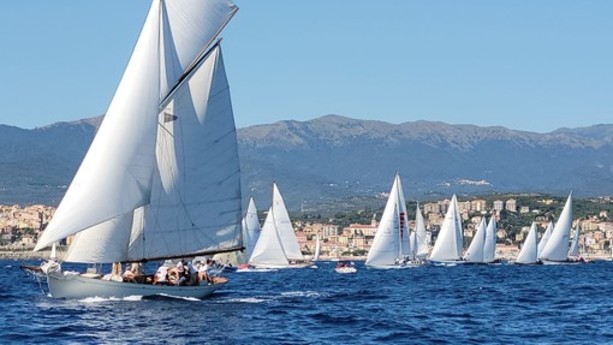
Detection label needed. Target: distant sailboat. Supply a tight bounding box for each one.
[215,196,262,268]
[49,242,57,262]
[313,234,321,262]
[31,0,242,299]
[248,183,310,269]
[413,203,430,261]
[429,195,464,265]
[515,222,539,264]
[365,173,411,269]
[540,193,580,264]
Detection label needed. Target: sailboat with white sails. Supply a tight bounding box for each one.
[429,195,464,266]
[313,234,321,262]
[365,173,411,269]
[32,0,242,299]
[514,222,539,265]
[410,203,430,264]
[248,183,311,269]
[540,193,584,264]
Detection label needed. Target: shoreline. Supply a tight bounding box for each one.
[0,250,50,260]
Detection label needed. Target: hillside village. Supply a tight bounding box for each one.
[2,195,612,260]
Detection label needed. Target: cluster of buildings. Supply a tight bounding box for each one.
[0,204,54,250]
[295,197,613,259]
[1,196,612,259]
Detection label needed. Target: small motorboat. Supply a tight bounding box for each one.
[334,261,357,274]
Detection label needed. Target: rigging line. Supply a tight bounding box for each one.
[157,120,175,138]
[124,244,245,264]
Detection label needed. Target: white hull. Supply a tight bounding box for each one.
[429,260,467,267]
[335,267,357,274]
[249,262,312,269]
[236,267,279,273]
[541,259,584,266]
[47,272,225,299]
[365,264,415,270]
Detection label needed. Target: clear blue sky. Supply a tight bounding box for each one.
[0,1,611,133]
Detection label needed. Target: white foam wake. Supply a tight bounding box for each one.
[78,295,143,303]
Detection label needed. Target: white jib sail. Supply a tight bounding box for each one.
[429,195,463,261]
[541,193,573,262]
[483,216,497,263]
[271,183,304,261]
[34,0,239,253]
[464,217,487,263]
[516,222,538,264]
[249,207,289,267]
[366,174,403,267]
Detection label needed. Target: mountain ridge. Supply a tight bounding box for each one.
[1,114,612,210]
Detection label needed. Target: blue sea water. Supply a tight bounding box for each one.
[1,260,612,345]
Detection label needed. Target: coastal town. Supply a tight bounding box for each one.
[2,195,612,260]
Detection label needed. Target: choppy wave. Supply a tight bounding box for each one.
[3,259,613,344]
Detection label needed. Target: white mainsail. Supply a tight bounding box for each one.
[429,195,463,262]
[35,0,241,264]
[365,173,409,268]
[541,193,573,262]
[568,221,581,257]
[483,216,497,263]
[414,203,430,258]
[516,222,538,264]
[537,221,554,259]
[463,217,487,263]
[249,207,290,267]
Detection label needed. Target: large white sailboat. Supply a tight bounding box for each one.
[540,193,581,264]
[429,195,464,266]
[32,0,242,299]
[365,173,411,269]
[515,222,539,265]
[248,183,310,269]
